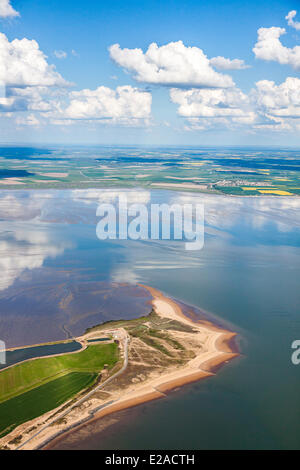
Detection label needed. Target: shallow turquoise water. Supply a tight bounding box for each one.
[0,189,299,449]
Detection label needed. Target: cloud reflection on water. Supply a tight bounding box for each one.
[0,189,299,291]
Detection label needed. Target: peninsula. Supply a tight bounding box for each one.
[0,285,238,451]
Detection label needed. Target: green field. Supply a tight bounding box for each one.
[1,147,299,196]
[0,372,97,438]
[0,343,119,439]
[0,342,118,404]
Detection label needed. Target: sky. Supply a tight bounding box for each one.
[1,0,300,146]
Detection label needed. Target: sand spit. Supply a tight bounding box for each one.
[0,285,238,450]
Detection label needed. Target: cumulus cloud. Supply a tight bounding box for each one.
[170,87,251,118]
[0,95,21,112]
[253,26,300,69]
[251,77,300,132]
[109,41,234,88]
[170,86,257,131]
[0,31,151,128]
[0,34,69,118]
[170,77,300,132]
[54,50,67,59]
[253,77,300,114]
[0,33,68,87]
[0,0,19,18]
[0,85,68,117]
[210,56,250,70]
[286,10,300,31]
[1,83,152,128]
[10,86,61,111]
[62,85,152,123]
[252,78,300,131]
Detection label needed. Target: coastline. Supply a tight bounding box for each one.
[41,285,239,451]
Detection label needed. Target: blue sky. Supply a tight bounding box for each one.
[1,0,300,145]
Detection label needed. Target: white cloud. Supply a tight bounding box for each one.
[253,77,300,116]
[0,85,68,116]
[0,31,152,128]
[11,86,61,111]
[16,113,40,127]
[170,87,251,118]
[170,77,300,133]
[253,26,300,69]
[0,95,19,112]
[109,41,234,88]
[286,10,300,31]
[1,82,152,128]
[54,50,67,59]
[251,77,300,131]
[210,56,250,70]
[0,0,19,18]
[0,33,68,87]
[62,85,152,123]
[12,75,300,134]
[170,86,257,132]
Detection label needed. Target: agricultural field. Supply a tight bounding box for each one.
[0,343,119,437]
[0,146,299,195]
[0,343,118,403]
[0,372,96,438]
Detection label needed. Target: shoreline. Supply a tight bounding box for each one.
[41,285,239,451]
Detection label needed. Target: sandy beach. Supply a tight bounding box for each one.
[0,285,238,450]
